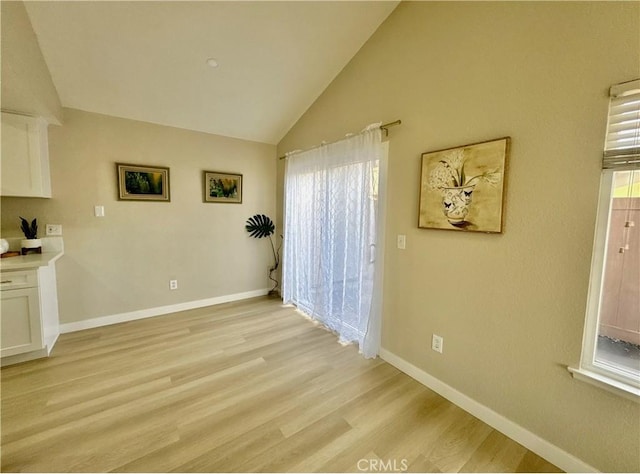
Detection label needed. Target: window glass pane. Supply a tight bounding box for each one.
[595,170,640,377]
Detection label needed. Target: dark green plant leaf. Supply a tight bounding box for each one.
[19,216,38,239]
[245,214,275,238]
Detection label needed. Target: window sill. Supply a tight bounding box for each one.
[568,366,640,403]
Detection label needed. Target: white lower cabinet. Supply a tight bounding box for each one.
[0,265,60,364]
[1,285,42,356]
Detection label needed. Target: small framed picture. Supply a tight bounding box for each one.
[203,171,243,203]
[116,163,170,201]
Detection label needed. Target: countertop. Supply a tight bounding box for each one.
[1,251,64,271]
[0,237,64,271]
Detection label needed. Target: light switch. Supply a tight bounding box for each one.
[397,234,406,250]
[94,205,105,217]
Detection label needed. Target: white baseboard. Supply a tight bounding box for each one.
[379,348,597,473]
[59,288,271,334]
[1,346,50,366]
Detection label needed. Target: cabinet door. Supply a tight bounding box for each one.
[0,112,51,197]
[0,288,43,357]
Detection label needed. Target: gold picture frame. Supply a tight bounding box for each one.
[418,137,510,233]
[203,171,243,203]
[116,163,170,202]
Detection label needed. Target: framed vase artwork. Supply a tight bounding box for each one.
[116,163,170,201]
[203,171,242,203]
[418,137,510,233]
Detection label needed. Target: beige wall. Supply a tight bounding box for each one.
[1,108,276,324]
[277,2,640,472]
[1,1,62,124]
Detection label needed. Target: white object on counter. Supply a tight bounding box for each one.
[0,239,8,254]
[21,238,42,250]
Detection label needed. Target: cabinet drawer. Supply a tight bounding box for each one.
[0,271,38,290]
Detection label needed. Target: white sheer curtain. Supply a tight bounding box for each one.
[282,124,383,358]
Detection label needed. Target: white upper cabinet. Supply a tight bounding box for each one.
[1,112,52,198]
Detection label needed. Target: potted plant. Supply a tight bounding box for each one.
[245,214,282,295]
[427,149,500,226]
[19,217,42,254]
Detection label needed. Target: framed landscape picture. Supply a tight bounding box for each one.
[116,163,170,201]
[203,171,242,203]
[418,137,510,233]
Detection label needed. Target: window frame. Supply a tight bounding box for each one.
[569,170,640,401]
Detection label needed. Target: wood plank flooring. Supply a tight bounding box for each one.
[1,296,562,473]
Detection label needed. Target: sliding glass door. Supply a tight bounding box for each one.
[282,125,385,358]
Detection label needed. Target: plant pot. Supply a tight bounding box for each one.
[441,184,475,225]
[21,238,42,249]
[21,238,42,255]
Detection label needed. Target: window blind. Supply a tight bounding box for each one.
[604,79,640,170]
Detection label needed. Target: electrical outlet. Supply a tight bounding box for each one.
[45,224,62,236]
[169,280,178,290]
[432,334,443,353]
[397,234,406,250]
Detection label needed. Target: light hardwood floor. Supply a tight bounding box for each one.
[1,296,561,473]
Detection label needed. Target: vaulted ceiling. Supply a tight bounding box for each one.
[24,1,398,145]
